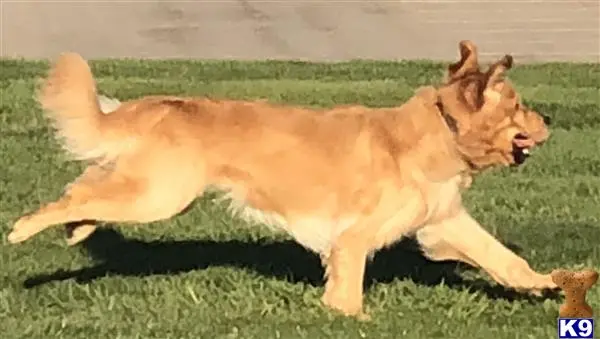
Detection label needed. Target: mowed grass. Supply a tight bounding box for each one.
[1,59,599,339]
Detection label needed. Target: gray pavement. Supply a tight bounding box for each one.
[1,1,599,62]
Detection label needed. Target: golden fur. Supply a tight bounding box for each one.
[8,41,555,318]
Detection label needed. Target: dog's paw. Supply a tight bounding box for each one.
[7,219,33,244]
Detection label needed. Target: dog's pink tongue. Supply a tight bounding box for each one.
[513,138,535,148]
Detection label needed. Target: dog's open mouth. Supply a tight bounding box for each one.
[511,133,535,165]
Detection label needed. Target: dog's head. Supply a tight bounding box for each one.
[437,41,550,171]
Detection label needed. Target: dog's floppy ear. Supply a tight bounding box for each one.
[485,54,513,89]
[447,40,479,79]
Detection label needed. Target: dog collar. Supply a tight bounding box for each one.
[435,99,459,135]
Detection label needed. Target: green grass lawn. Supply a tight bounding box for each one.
[1,59,599,339]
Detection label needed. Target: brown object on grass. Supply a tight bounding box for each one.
[552,269,598,318]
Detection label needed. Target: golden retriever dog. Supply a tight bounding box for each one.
[8,41,555,318]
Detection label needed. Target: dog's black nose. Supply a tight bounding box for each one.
[542,115,552,125]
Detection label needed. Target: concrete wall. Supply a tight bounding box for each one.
[2,0,598,62]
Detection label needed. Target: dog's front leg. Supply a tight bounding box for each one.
[321,231,369,319]
[415,208,557,294]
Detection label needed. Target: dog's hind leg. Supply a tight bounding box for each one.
[8,152,204,244]
[65,222,98,246]
[62,165,108,246]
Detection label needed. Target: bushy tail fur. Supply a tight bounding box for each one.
[98,95,122,114]
[39,53,121,162]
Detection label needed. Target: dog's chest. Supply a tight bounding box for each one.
[421,175,463,222]
[372,174,463,248]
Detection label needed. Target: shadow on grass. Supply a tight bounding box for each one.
[23,226,558,303]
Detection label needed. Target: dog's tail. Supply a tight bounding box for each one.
[39,53,122,162]
[98,94,122,114]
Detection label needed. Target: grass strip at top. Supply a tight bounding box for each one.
[1,58,599,88]
[1,76,599,130]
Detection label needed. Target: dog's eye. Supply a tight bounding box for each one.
[515,103,521,110]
